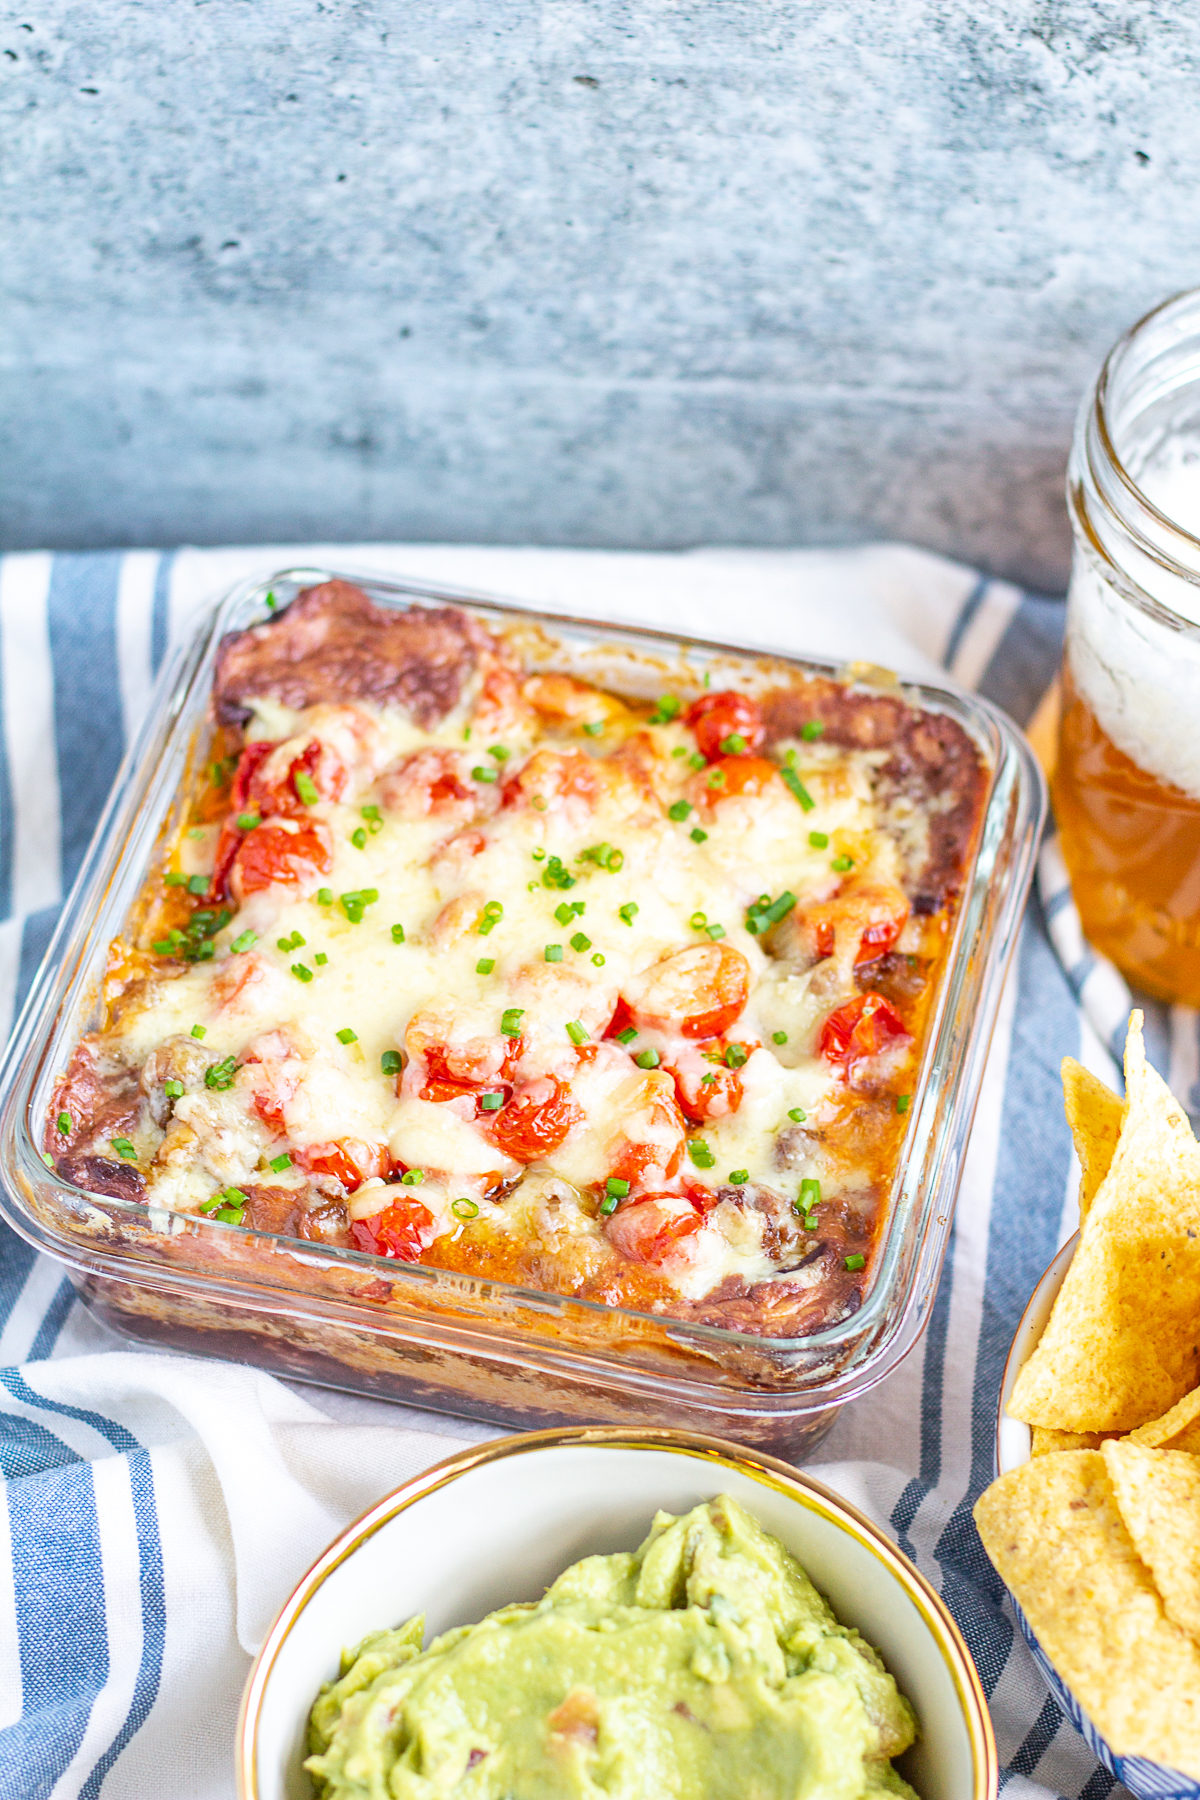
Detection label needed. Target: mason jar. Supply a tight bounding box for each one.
[1055,287,1200,1005]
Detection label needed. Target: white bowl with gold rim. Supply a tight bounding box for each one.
[237,1425,997,1800]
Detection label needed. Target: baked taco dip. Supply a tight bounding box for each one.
[45,579,990,1344]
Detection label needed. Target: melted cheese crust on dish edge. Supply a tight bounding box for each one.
[49,582,986,1340]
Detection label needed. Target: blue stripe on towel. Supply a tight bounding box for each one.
[0,602,14,923]
[46,555,126,893]
[0,1458,107,1799]
[150,551,174,676]
[0,1371,167,1796]
[943,573,990,671]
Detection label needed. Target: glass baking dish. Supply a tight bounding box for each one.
[0,568,1045,1456]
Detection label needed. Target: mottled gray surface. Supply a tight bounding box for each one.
[4,2,1200,587]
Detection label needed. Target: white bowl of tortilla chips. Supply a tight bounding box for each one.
[979,1012,1200,1797]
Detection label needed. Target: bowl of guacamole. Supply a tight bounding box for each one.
[238,1430,997,1800]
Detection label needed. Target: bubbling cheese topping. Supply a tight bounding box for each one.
[100,679,917,1307]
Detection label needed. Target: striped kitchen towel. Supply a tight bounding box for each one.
[0,541,1148,1799]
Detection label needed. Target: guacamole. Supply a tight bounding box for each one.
[305,1495,920,1799]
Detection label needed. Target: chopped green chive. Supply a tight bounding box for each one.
[198,1196,223,1215]
[706,768,726,790]
[269,1152,293,1173]
[452,1197,479,1220]
[488,744,511,762]
[583,720,605,737]
[400,1169,425,1185]
[845,1253,866,1272]
[479,1091,505,1111]
[532,847,546,861]
[599,1192,620,1215]
[545,943,564,962]
[501,1008,525,1037]
[292,963,313,982]
[808,830,829,849]
[719,732,747,754]
[381,1050,403,1076]
[706,922,726,941]
[476,957,495,975]
[336,1028,358,1045]
[615,1027,638,1046]
[191,1024,207,1039]
[314,952,328,965]
[800,1178,821,1211]
[802,720,824,742]
[690,910,707,930]
[605,1177,630,1199]
[317,888,333,906]
[772,1030,788,1045]
[672,744,688,758]
[531,795,547,810]
[634,1048,661,1070]
[788,1107,807,1123]
[56,1110,71,1135]
[592,952,606,966]
[361,803,383,827]
[728,1168,749,1185]
[391,923,406,944]
[618,902,638,925]
[896,1094,911,1114]
[478,901,504,935]
[350,827,368,849]
[294,771,319,806]
[216,1205,245,1224]
[566,1020,589,1046]
[688,751,706,771]
[472,765,498,784]
[724,1043,748,1069]
[831,854,855,873]
[579,842,623,872]
[648,694,682,723]
[667,800,693,822]
[265,590,277,610]
[112,1137,137,1161]
[780,766,815,811]
[688,1139,716,1170]
[164,1078,184,1099]
[230,929,257,953]
[236,811,261,831]
[164,869,188,886]
[570,931,591,953]
[690,826,708,844]
[745,891,796,935]
[40,1151,54,1167]
[541,855,576,890]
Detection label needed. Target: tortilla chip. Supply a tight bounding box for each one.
[1104,1440,1200,1647]
[974,1452,1200,1776]
[1061,1057,1125,1225]
[1031,1426,1115,1456]
[1131,1385,1200,1455]
[1008,1014,1200,1431]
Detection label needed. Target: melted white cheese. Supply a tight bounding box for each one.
[105,691,913,1301]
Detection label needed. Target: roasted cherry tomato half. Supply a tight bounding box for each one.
[350,1196,434,1262]
[684,690,764,763]
[488,1076,580,1162]
[819,993,908,1069]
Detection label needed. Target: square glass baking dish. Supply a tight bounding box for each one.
[0,568,1045,1456]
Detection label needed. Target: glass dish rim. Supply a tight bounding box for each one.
[0,563,1046,1379]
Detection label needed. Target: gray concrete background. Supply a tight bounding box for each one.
[3,1,1199,588]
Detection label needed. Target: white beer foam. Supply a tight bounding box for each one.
[1069,435,1200,803]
